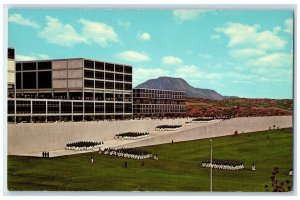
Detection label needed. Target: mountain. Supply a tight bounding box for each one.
[135,76,224,100]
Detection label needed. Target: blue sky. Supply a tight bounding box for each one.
[8,9,293,99]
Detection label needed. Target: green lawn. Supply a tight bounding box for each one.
[7,128,293,192]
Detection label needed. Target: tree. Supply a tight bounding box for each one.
[265,167,292,192]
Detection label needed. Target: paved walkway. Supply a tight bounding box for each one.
[15,120,221,158]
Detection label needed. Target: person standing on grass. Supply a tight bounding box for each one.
[91,156,94,164]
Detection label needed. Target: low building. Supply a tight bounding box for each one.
[133,88,186,117]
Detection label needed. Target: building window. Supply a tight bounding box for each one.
[8,48,15,59]
[95,93,104,101]
[23,62,36,71]
[95,81,104,89]
[85,102,94,113]
[115,103,123,113]
[38,71,52,88]
[61,102,72,113]
[33,101,46,114]
[125,103,132,113]
[23,72,36,89]
[124,83,132,90]
[105,93,114,101]
[16,72,21,89]
[105,103,114,113]
[95,103,104,113]
[105,72,114,80]
[38,62,52,70]
[16,63,21,71]
[115,74,123,81]
[105,82,114,90]
[95,62,104,70]
[105,63,114,72]
[84,70,94,78]
[115,83,123,90]
[115,94,123,101]
[48,101,59,113]
[84,79,94,88]
[95,71,104,79]
[16,100,31,114]
[8,100,15,114]
[124,75,132,82]
[124,66,132,74]
[115,64,123,73]
[84,60,94,69]
[73,102,83,113]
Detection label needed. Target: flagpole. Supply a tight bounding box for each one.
[210,139,213,192]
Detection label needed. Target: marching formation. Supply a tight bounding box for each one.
[192,117,214,122]
[115,132,149,140]
[65,141,104,151]
[102,147,157,160]
[201,160,244,171]
[155,124,182,131]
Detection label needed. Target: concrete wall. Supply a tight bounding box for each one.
[8,59,15,84]
[7,118,189,154]
[117,116,293,149]
[7,116,292,155]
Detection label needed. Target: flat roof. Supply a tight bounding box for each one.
[133,88,185,93]
[16,57,132,67]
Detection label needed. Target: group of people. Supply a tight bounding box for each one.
[42,151,50,158]
[155,124,182,131]
[201,160,245,171]
[102,148,157,160]
[115,132,149,139]
[65,141,104,151]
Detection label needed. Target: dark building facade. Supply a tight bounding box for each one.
[7,48,15,97]
[8,58,133,122]
[133,88,186,117]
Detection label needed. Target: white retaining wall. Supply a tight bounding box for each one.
[7,116,292,155]
[116,116,293,149]
[7,118,189,154]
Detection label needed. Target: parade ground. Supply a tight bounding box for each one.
[7,128,293,192]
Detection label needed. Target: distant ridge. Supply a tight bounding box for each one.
[135,76,224,100]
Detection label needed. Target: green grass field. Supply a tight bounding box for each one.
[7,128,293,192]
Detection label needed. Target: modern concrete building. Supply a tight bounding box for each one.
[133,88,186,117]
[7,48,15,97]
[7,58,133,122]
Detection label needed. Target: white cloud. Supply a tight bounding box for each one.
[284,18,293,34]
[162,56,183,65]
[38,16,119,48]
[79,18,119,47]
[38,54,50,60]
[115,51,150,62]
[16,54,49,61]
[215,22,286,51]
[176,65,222,80]
[173,9,210,22]
[8,13,40,29]
[229,48,266,58]
[133,67,170,86]
[247,53,292,68]
[118,20,131,29]
[210,34,221,40]
[273,26,282,34]
[38,16,86,47]
[137,32,151,41]
[16,55,36,61]
[199,53,212,59]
